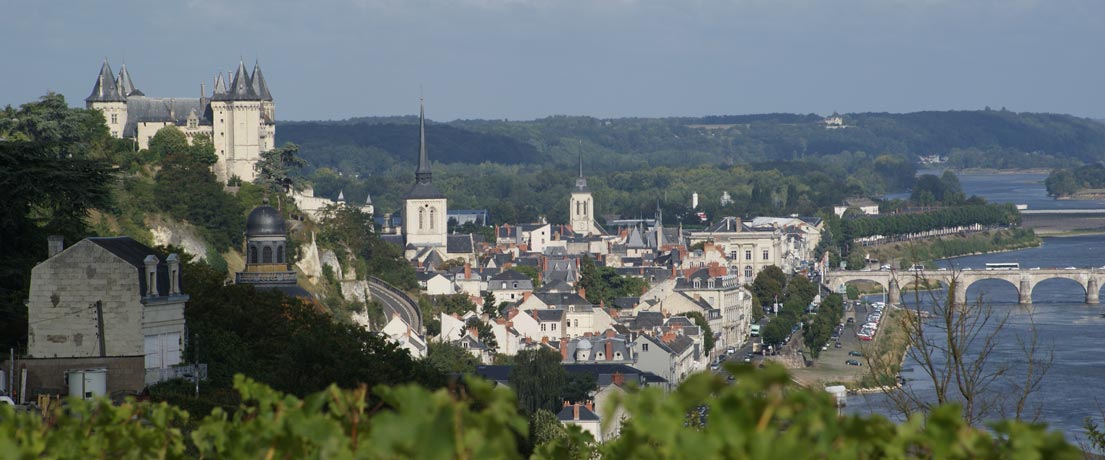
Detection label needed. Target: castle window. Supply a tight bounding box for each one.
[110,114,118,124]
[262,246,273,263]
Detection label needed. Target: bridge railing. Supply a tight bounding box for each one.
[366,275,423,327]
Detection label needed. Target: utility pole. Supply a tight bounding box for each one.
[194,332,200,398]
[94,301,106,357]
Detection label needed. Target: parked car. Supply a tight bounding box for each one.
[834,341,842,348]
[848,350,863,357]
[726,347,736,355]
[846,359,862,366]
[0,396,13,407]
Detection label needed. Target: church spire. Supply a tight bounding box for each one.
[573,140,589,192]
[415,98,432,185]
[117,63,141,97]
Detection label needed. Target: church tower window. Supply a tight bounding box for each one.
[430,207,436,229]
[418,208,425,230]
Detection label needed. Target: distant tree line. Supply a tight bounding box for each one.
[1045,163,1105,197]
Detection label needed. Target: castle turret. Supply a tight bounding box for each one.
[86,60,128,138]
[211,61,265,184]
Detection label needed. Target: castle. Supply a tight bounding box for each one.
[85,60,276,183]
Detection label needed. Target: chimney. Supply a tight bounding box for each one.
[612,372,625,387]
[573,403,580,420]
[605,340,613,361]
[143,255,160,297]
[464,262,471,280]
[167,253,181,295]
[47,235,64,257]
[585,401,594,412]
[468,327,478,338]
[578,287,586,300]
[559,338,568,360]
[605,329,616,338]
[522,291,532,303]
[563,400,571,408]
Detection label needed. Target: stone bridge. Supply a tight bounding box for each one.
[825,268,1105,305]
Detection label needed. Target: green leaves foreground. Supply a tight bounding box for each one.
[0,365,1079,459]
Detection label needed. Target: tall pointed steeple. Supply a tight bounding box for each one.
[574,141,589,192]
[212,73,228,99]
[116,64,142,97]
[86,60,126,103]
[405,99,445,200]
[228,60,260,100]
[415,99,432,185]
[250,61,273,101]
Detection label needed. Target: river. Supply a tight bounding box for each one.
[851,172,1105,445]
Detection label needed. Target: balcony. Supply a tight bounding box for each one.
[235,271,297,284]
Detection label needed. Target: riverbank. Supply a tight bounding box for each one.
[863,228,1040,266]
[790,307,910,392]
[1022,214,1105,236]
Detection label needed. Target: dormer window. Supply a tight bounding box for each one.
[615,352,623,360]
[693,279,701,289]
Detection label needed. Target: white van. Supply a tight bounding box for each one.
[750,324,761,337]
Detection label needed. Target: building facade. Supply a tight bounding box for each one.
[86,60,275,183]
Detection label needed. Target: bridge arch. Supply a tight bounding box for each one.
[958,277,1021,305]
[1027,275,1092,304]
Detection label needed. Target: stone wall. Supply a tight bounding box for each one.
[1,356,146,401]
[28,241,145,358]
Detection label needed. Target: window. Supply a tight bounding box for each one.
[110,114,117,124]
[418,208,425,229]
[574,319,579,327]
[501,281,506,289]
[249,246,257,264]
[512,282,518,289]
[745,250,752,260]
[144,333,181,369]
[429,207,436,229]
[541,324,547,332]
[642,343,649,352]
[693,279,700,288]
[730,251,738,259]
[615,352,623,360]
[276,245,284,263]
[745,266,753,278]
[551,323,557,331]
[262,246,272,263]
[762,249,769,260]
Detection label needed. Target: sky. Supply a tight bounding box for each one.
[2,0,1103,121]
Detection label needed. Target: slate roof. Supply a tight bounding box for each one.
[227,61,261,101]
[534,309,565,322]
[116,64,140,97]
[122,96,209,138]
[664,316,695,328]
[447,234,473,254]
[491,270,531,281]
[626,227,647,249]
[86,61,126,103]
[534,292,590,309]
[380,234,405,247]
[612,297,639,309]
[250,62,273,101]
[406,182,446,199]
[557,404,600,422]
[630,311,665,331]
[87,237,180,299]
[706,217,742,233]
[537,279,575,293]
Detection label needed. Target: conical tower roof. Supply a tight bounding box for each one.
[212,73,228,100]
[250,61,273,101]
[228,61,260,101]
[116,64,142,97]
[573,143,589,192]
[86,60,126,103]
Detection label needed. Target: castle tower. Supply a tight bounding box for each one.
[403,100,448,248]
[85,60,128,138]
[569,150,597,236]
[251,61,276,152]
[210,61,267,184]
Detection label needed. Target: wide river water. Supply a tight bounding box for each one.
[851,171,1105,444]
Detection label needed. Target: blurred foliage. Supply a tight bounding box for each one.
[0,365,1082,459]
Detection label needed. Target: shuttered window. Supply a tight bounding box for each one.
[144,333,182,369]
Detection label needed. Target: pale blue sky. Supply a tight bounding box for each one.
[2,0,1102,121]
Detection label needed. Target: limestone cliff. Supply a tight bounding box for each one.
[147,217,210,262]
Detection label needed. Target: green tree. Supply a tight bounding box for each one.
[425,341,481,375]
[254,143,307,209]
[153,139,244,250]
[683,311,715,354]
[482,291,500,318]
[562,372,597,403]
[0,95,118,351]
[515,264,541,287]
[511,348,567,415]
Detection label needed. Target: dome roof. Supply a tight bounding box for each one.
[577,338,593,350]
[246,205,286,237]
